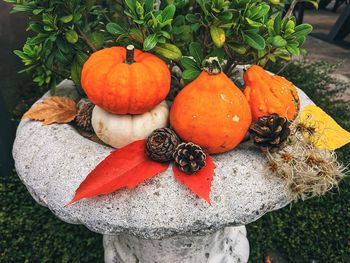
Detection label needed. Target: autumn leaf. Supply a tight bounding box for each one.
[173,154,215,204]
[66,140,169,206]
[23,96,77,125]
[299,105,350,150]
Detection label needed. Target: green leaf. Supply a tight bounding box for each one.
[65,30,79,44]
[33,8,44,15]
[125,0,136,15]
[27,34,48,45]
[196,0,209,16]
[60,15,73,23]
[266,18,275,36]
[71,52,88,87]
[181,57,198,70]
[106,22,127,35]
[28,23,44,33]
[243,31,265,50]
[210,26,225,48]
[144,0,154,14]
[10,4,34,13]
[296,35,306,46]
[143,34,158,51]
[189,42,204,66]
[182,69,201,80]
[136,1,144,16]
[185,14,199,23]
[271,35,287,48]
[294,24,313,35]
[87,32,104,50]
[162,4,176,21]
[230,43,247,55]
[245,18,263,28]
[274,13,282,35]
[285,20,295,31]
[153,43,182,61]
[286,44,300,56]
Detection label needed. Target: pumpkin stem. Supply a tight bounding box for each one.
[125,45,135,64]
[204,57,222,75]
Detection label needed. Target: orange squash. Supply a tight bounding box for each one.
[244,65,300,121]
[170,58,252,154]
[81,45,170,114]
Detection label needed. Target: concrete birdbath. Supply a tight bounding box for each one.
[13,80,314,263]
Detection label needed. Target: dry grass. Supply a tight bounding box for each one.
[266,116,348,201]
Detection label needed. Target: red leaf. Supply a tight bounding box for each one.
[66,140,169,206]
[173,154,215,204]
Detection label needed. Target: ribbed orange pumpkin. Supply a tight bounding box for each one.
[81,45,170,114]
[170,58,252,154]
[244,65,300,121]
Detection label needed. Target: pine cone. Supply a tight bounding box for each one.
[173,142,206,174]
[75,99,94,133]
[249,114,291,152]
[145,128,180,162]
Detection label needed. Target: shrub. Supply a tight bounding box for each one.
[6,0,316,92]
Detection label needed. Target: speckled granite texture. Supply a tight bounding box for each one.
[13,80,314,239]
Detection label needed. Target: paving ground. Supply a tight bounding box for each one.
[299,4,350,100]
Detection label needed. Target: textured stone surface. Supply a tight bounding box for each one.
[104,226,249,263]
[13,80,314,239]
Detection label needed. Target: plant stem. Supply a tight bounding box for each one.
[276,61,291,75]
[285,0,298,18]
[77,27,97,52]
[125,45,135,64]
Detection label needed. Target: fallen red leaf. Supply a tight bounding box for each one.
[173,154,215,204]
[66,140,169,206]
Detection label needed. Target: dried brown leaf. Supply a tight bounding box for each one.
[23,96,77,125]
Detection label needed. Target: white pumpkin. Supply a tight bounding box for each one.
[92,101,169,148]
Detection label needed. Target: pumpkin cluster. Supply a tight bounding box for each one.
[81,45,300,155]
[81,45,171,148]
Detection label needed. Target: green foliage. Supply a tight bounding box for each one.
[5,0,115,93]
[0,175,103,263]
[7,0,315,89]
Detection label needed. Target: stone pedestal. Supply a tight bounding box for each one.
[13,80,314,262]
[103,226,249,263]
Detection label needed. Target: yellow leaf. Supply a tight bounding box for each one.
[299,105,350,150]
[23,96,77,125]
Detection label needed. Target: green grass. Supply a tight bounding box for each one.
[1,61,349,262]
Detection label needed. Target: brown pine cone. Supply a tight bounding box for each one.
[75,99,94,133]
[173,142,206,174]
[145,128,180,162]
[249,113,291,153]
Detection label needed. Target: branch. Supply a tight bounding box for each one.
[223,44,235,74]
[285,0,298,18]
[77,27,97,52]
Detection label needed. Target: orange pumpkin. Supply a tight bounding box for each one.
[244,65,300,121]
[81,45,170,114]
[170,58,252,154]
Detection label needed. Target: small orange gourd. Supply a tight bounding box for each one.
[81,45,170,114]
[170,58,252,154]
[244,65,300,121]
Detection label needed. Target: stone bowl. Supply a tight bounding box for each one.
[13,80,314,239]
